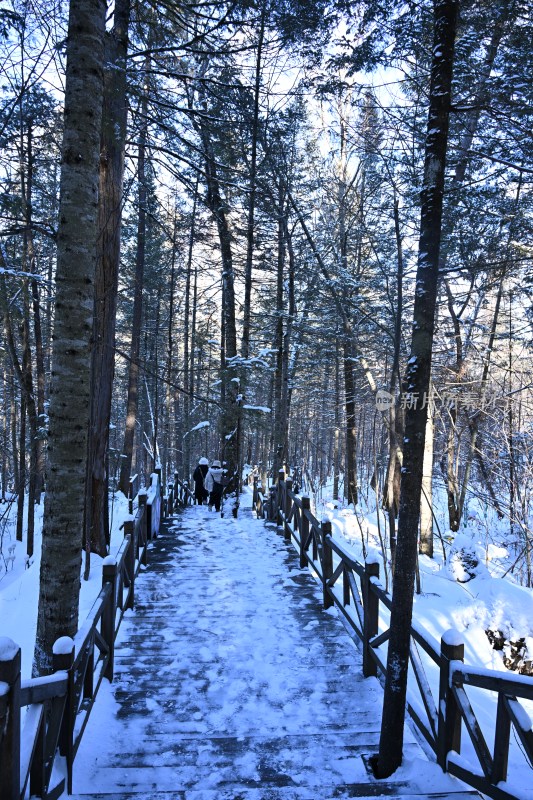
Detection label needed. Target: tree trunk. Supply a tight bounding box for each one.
[419,386,434,557]
[21,293,37,557]
[333,345,341,501]
[198,117,240,499]
[241,4,265,361]
[376,0,458,776]
[1,365,7,501]
[34,0,106,675]
[0,270,39,557]
[10,370,19,496]
[272,186,287,479]
[182,184,198,481]
[439,10,511,530]
[16,394,26,543]
[161,214,177,485]
[118,63,148,496]
[383,196,405,544]
[85,0,129,567]
[31,277,45,502]
[343,338,358,506]
[22,126,44,521]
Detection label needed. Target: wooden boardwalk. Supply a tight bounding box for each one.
[71,500,478,800]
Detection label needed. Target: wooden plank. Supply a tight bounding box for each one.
[453,666,533,701]
[329,559,344,586]
[20,673,68,706]
[346,570,364,630]
[452,686,492,778]
[505,695,533,762]
[69,788,480,800]
[19,702,44,796]
[409,642,438,740]
[448,758,517,800]
[69,514,485,800]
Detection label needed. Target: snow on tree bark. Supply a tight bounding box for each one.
[34,0,106,675]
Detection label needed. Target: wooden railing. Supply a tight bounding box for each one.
[260,471,533,800]
[127,472,140,514]
[173,472,194,508]
[252,475,276,521]
[0,471,165,800]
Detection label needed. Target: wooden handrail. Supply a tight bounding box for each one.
[273,476,533,800]
[0,471,165,800]
[173,472,194,508]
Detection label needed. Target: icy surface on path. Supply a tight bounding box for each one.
[71,500,467,799]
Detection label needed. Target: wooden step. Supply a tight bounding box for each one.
[71,513,479,800]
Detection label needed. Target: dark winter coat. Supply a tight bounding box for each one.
[193,463,209,502]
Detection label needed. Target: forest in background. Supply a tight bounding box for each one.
[0,0,532,656]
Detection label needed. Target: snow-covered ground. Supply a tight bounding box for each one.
[310,482,533,798]
[1,479,532,797]
[68,500,473,799]
[313,485,533,676]
[0,489,130,678]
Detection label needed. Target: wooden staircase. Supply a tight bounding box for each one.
[70,503,479,800]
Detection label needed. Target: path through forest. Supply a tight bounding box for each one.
[70,495,478,799]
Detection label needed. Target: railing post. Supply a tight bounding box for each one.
[29,699,45,798]
[155,466,163,521]
[167,481,174,516]
[253,476,258,508]
[138,489,148,561]
[300,496,310,568]
[284,478,293,540]
[141,486,152,541]
[322,520,333,609]
[492,694,511,784]
[128,475,135,515]
[343,565,350,607]
[123,518,135,609]
[277,468,285,529]
[102,560,118,682]
[438,630,464,770]
[362,560,379,677]
[0,638,21,800]
[53,636,75,794]
[268,486,276,522]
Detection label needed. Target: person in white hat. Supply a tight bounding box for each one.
[203,459,224,511]
[192,457,209,504]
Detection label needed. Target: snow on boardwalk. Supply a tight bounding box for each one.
[71,501,477,800]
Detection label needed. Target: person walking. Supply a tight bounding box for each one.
[204,459,224,512]
[192,457,209,504]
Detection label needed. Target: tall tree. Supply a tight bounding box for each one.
[34,0,106,675]
[85,0,130,569]
[118,55,149,496]
[376,0,458,776]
